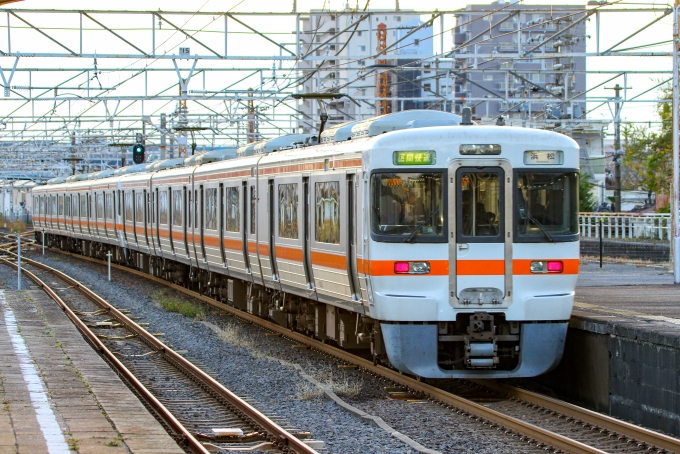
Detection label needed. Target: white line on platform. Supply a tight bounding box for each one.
[0,290,70,454]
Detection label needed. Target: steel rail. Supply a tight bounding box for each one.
[0,257,210,454]
[46,250,614,454]
[7,252,319,454]
[476,381,680,453]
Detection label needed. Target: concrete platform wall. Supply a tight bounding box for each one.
[536,312,680,436]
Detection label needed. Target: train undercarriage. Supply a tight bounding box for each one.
[39,233,550,377]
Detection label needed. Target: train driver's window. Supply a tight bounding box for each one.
[370,172,444,241]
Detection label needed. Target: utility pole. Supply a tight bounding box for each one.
[672,0,680,284]
[605,83,630,212]
[160,113,167,160]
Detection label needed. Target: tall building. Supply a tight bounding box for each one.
[452,0,587,123]
[297,9,443,134]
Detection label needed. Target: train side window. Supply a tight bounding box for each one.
[125,192,134,222]
[135,192,144,223]
[226,187,240,232]
[205,188,218,230]
[159,190,168,224]
[80,194,87,218]
[314,181,340,244]
[105,193,113,219]
[65,195,71,217]
[187,190,192,228]
[96,193,104,219]
[278,183,298,239]
[172,189,182,227]
[194,190,199,227]
[72,194,78,218]
[58,195,64,216]
[250,186,256,234]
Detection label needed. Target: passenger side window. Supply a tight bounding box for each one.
[105,193,113,219]
[172,190,182,227]
[125,192,134,222]
[80,194,87,218]
[278,183,298,239]
[159,190,168,224]
[226,187,240,232]
[205,188,218,230]
[315,181,340,244]
[135,192,144,223]
[250,186,256,234]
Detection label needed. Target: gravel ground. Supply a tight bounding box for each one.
[11,249,547,454]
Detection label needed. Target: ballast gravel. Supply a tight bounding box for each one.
[16,249,543,454]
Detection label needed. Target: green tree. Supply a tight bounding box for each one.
[579,172,597,212]
[622,83,671,208]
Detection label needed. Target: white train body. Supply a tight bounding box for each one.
[32,111,580,378]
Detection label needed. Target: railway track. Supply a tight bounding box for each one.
[0,245,320,454]
[23,246,680,454]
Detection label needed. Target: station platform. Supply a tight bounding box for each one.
[538,261,680,438]
[0,289,183,454]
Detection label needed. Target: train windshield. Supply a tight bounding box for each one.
[370,172,444,242]
[516,171,579,242]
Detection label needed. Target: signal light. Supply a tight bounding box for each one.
[132,143,145,164]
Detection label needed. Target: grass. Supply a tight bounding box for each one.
[294,381,324,400]
[153,291,206,319]
[217,325,254,350]
[67,437,79,451]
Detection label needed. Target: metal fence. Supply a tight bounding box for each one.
[579,213,670,241]
[1,211,32,225]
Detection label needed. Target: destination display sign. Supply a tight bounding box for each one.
[393,150,436,165]
[523,150,563,165]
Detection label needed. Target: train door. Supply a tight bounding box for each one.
[448,161,512,309]
[309,174,355,305]
[241,181,251,275]
[127,190,136,246]
[199,185,207,264]
[183,186,190,258]
[154,188,161,253]
[219,183,227,267]
[142,189,150,251]
[168,187,176,256]
[302,176,315,290]
[266,179,280,290]
[246,179,263,285]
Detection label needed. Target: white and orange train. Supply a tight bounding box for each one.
[32,110,580,378]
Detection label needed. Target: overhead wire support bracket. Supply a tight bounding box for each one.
[0,56,19,98]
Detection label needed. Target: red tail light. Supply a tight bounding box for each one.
[547,261,563,273]
[394,262,410,273]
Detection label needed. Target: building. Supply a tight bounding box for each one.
[452,0,587,122]
[297,9,445,134]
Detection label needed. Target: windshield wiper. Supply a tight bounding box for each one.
[524,212,555,242]
[404,207,439,243]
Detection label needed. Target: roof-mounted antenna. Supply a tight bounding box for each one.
[461,107,473,125]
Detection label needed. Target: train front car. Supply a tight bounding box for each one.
[365,125,579,378]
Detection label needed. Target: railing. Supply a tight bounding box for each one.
[579,212,670,241]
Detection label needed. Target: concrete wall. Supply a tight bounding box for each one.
[581,238,670,263]
[537,312,680,436]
